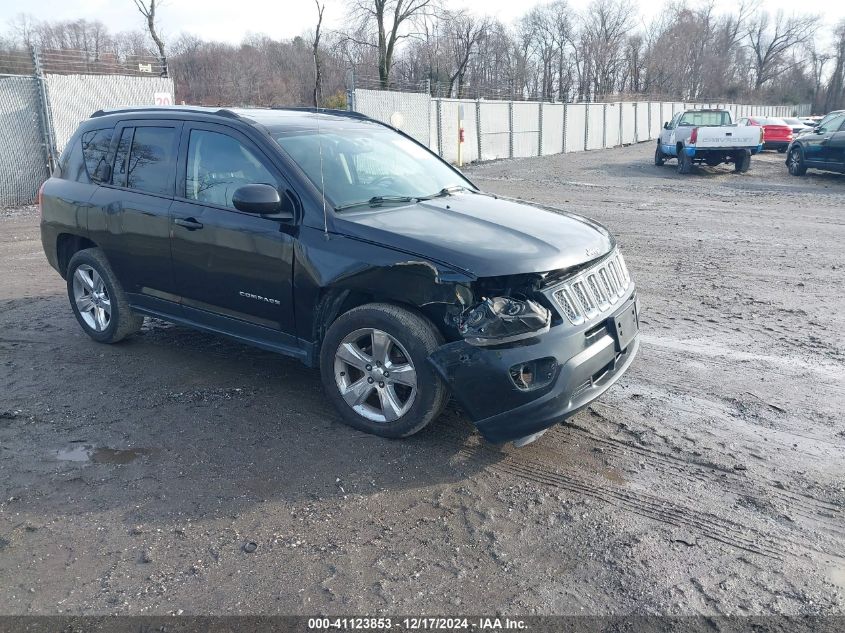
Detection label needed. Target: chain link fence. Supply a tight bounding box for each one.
[0,74,50,207]
[0,48,174,207]
[351,88,811,165]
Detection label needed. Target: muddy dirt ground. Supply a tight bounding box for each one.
[0,145,843,617]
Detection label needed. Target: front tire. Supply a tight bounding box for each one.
[66,248,144,343]
[787,146,807,176]
[320,303,448,438]
[654,144,665,166]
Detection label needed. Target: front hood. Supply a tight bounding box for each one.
[332,194,614,277]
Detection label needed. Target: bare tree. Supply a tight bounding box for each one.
[132,0,166,73]
[444,10,488,98]
[345,0,436,87]
[313,0,326,106]
[746,11,819,91]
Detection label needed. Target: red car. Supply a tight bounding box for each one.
[737,117,793,152]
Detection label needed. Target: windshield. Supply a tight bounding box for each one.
[678,111,731,126]
[272,123,473,209]
[761,117,787,126]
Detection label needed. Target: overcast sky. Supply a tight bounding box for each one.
[2,0,842,44]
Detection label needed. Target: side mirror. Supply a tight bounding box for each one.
[663,122,670,129]
[232,184,292,219]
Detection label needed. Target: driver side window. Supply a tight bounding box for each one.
[820,114,845,134]
[185,130,276,209]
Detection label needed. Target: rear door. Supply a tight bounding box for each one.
[169,121,299,341]
[88,120,182,305]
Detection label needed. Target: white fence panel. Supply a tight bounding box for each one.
[429,103,439,153]
[512,102,539,157]
[438,99,460,164]
[635,102,649,141]
[621,102,636,144]
[541,103,564,156]
[565,103,586,152]
[586,104,604,150]
[649,102,662,139]
[478,101,510,161]
[604,103,620,147]
[439,99,480,164]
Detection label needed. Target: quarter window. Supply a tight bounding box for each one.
[126,126,176,195]
[185,130,276,209]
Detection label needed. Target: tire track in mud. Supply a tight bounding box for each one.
[566,410,844,532]
[430,416,843,564]
[455,442,789,561]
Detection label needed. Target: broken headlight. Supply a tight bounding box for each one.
[453,296,551,346]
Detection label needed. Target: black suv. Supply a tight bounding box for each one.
[40,106,639,446]
[786,110,845,176]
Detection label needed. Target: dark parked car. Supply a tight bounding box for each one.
[786,111,845,176]
[40,106,639,446]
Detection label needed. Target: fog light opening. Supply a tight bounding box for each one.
[509,357,557,392]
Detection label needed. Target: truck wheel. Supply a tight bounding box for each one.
[734,150,751,173]
[320,303,448,439]
[787,146,807,176]
[677,150,692,174]
[66,248,144,344]
[654,144,665,166]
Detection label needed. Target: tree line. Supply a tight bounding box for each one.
[1,0,844,113]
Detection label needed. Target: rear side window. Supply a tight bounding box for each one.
[126,127,177,195]
[81,128,113,182]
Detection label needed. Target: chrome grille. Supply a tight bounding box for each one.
[551,250,633,325]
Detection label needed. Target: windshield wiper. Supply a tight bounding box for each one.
[335,186,475,211]
[421,185,470,199]
[336,195,419,211]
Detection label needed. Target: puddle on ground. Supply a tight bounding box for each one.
[55,445,149,464]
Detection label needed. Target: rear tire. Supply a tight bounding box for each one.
[734,150,751,173]
[66,248,144,344]
[677,149,692,174]
[319,303,448,439]
[787,146,807,176]
[654,144,665,166]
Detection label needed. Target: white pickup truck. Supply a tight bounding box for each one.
[655,109,764,174]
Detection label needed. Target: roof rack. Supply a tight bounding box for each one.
[267,106,373,121]
[89,106,242,119]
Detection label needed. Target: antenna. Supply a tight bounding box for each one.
[313,43,328,238]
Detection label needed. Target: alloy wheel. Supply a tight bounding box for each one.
[788,148,801,175]
[72,265,111,332]
[333,328,417,423]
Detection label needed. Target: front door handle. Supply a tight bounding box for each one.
[174,217,203,230]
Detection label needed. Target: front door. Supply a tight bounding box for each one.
[804,113,845,165]
[824,115,845,166]
[169,122,299,343]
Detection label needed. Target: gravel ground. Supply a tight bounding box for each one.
[0,145,843,616]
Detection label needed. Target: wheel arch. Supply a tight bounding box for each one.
[311,287,450,359]
[56,233,98,279]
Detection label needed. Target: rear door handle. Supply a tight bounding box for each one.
[174,217,203,230]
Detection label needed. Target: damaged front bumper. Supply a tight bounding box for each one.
[429,294,640,444]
